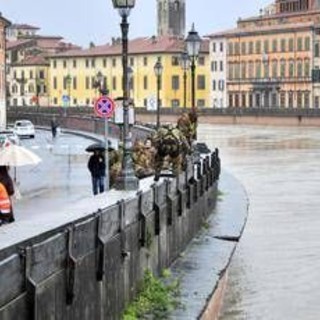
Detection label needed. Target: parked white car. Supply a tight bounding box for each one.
[0,130,20,146]
[13,120,35,139]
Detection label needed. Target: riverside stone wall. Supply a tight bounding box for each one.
[1,108,222,319]
[0,152,220,320]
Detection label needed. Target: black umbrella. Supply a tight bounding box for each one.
[85,142,114,153]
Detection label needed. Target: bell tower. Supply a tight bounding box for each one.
[157,0,186,37]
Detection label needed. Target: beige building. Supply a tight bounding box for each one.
[0,14,11,128]
[209,0,320,108]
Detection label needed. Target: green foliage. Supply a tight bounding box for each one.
[122,269,180,320]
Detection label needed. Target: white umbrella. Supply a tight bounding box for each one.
[0,144,42,166]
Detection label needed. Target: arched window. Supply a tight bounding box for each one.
[28,84,34,93]
[255,60,261,78]
[315,43,320,57]
[280,59,286,77]
[304,59,310,77]
[289,59,295,77]
[297,59,303,78]
[272,59,278,78]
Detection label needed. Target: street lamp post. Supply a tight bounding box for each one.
[185,24,202,140]
[96,71,110,191]
[65,74,72,116]
[112,0,139,191]
[180,50,190,110]
[154,58,163,129]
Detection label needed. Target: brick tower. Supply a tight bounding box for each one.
[157,0,186,37]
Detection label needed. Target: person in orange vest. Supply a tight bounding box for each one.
[0,182,13,225]
[0,166,14,224]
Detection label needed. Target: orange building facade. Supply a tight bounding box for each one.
[209,0,320,108]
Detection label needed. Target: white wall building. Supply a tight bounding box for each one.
[209,37,227,108]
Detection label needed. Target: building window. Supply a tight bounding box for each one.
[248,61,254,78]
[272,39,278,52]
[197,75,206,90]
[171,99,180,108]
[235,94,239,107]
[304,59,310,77]
[91,59,95,68]
[171,56,179,66]
[297,37,303,51]
[272,60,278,78]
[53,77,57,89]
[85,59,89,68]
[289,38,294,51]
[220,42,224,52]
[198,56,205,66]
[143,57,148,66]
[112,77,117,90]
[280,92,286,108]
[255,40,261,54]
[103,59,107,68]
[229,94,233,107]
[212,42,216,52]
[256,60,261,78]
[235,42,240,55]
[315,43,320,57]
[197,99,206,107]
[73,60,77,68]
[143,76,148,90]
[305,37,310,51]
[280,59,286,77]
[85,77,90,90]
[297,60,303,77]
[315,96,319,108]
[53,60,57,69]
[289,59,294,77]
[91,77,96,89]
[242,94,246,107]
[241,62,246,79]
[297,91,302,108]
[249,41,253,54]
[212,80,216,91]
[304,92,310,108]
[220,61,223,71]
[172,75,180,90]
[228,43,233,55]
[241,42,246,55]
[112,58,116,67]
[288,91,294,107]
[254,93,260,107]
[129,57,134,66]
[264,40,269,53]
[249,94,253,107]
[234,63,240,79]
[73,77,77,90]
[218,80,224,91]
[53,97,58,105]
[29,71,33,79]
[281,39,286,52]
[86,98,90,105]
[63,60,67,69]
[263,61,269,78]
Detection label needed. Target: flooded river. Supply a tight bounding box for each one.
[199,124,320,320]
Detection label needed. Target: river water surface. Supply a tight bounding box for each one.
[198,124,320,320]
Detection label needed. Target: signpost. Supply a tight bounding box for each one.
[94,96,115,192]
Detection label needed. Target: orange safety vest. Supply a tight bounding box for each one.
[0,183,11,214]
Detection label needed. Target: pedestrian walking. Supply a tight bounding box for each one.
[0,166,15,224]
[51,117,59,138]
[87,150,106,195]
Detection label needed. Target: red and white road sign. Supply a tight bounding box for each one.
[94,96,115,118]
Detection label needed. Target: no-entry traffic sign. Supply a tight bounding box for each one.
[94,96,115,118]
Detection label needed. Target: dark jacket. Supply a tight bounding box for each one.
[88,154,106,177]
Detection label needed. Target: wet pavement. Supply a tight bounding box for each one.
[169,171,248,319]
[198,124,320,320]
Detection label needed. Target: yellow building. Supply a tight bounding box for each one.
[48,36,210,109]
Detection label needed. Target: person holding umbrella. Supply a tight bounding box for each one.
[87,148,106,195]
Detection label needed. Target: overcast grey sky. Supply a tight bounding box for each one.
[0,0,272,47]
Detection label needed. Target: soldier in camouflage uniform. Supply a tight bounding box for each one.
[132,139,155,178]
[177,111,198,145]
[152,125,190,181]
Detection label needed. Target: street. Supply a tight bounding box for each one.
[12,129,95,222]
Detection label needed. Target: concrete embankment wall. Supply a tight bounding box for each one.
[0,141,221,320]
